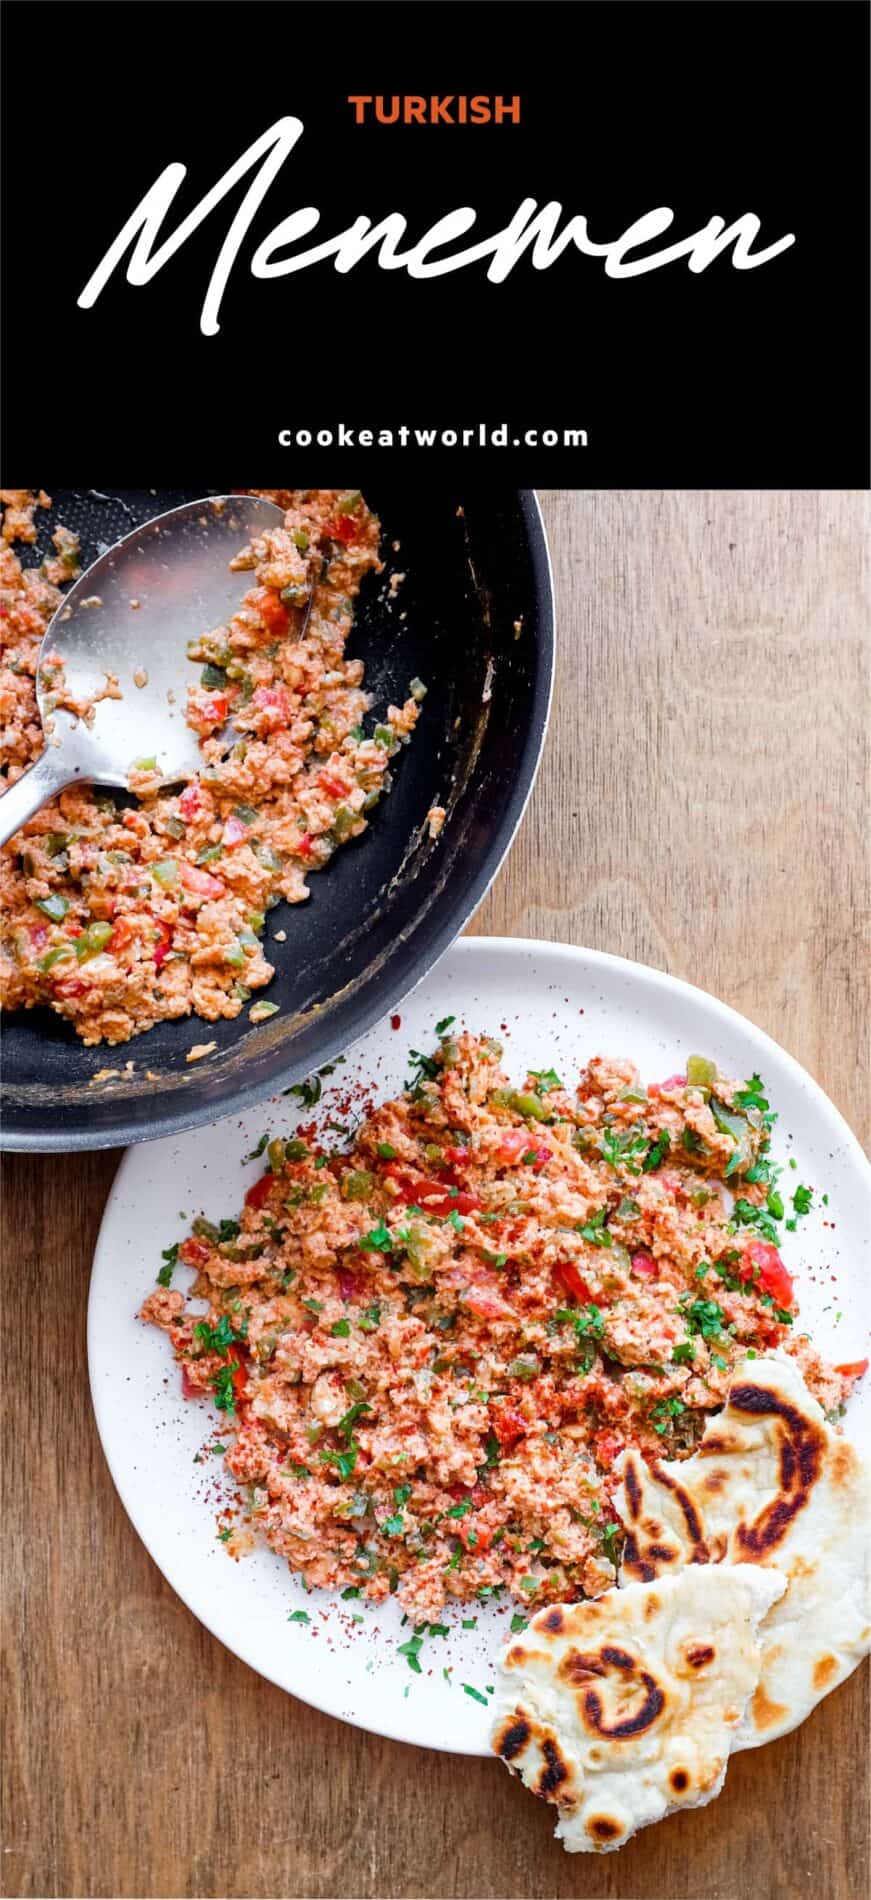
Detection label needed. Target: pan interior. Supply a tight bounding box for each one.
[1,488,553,1146]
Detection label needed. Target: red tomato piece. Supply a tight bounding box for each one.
[251,684,292,729]
[496,1128,528,1165]
[443,1145,472,1168]
[108,916,136,952]
[557,1261,595,1305]
[462,1282,515,1321]
[252,588,290,637]
[179,1237,211,1266]
[594,1429,624,1469]
[738,1240,794,1308]
[631,1251,657,1279]
[650,1074,687,1098]
[318,770,351,800]
[244,1173,273,1210]
[221,814,248,847]
[324,514,359,545]
[492,1405,528,1448]
[181,1365,202,1400]
[834,1359,869,1378]
[188,690,230,735]
[178,782,202,820]
[180,862,226,900]
[152,920,173,967]
[296,833,315,860]
[383,1165,481,1216]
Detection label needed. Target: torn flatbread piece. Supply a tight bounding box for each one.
[491,1564,784,1853]
[614,1353,871,1749]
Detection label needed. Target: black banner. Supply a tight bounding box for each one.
[2,0,869,484]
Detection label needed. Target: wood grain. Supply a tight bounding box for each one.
[3,491,868,1900]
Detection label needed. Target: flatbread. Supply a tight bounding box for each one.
[490,1564,784,1853]
[614,1354,871,1748]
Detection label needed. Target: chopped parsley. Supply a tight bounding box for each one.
[462,1683,489,1706]
[358,1221,394,1253]
[287,1609,310,1624]
[641,1128,672,1173]
[731,1198,781,1245]
[194,1314,245,1356]
[578,1207,611,1247]
[650,1396,686,1434]
[529,1067,563,1094]
[210,1362,241,1414]
[600,1124,649,1173]
[157,1241,179,1287]
[319,1446,358,1480]
[682,1297,726,1340]
[397,1634,424,1673]
[337,1401,371,1440]
[601,1521,622,1566]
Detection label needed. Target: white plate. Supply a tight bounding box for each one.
[88,937,871,1755]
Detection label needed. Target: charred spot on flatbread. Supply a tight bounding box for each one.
[582,1672,665,1740]
[586,1815,624,1843]
[684,1642,715,1670]
[669,1767,690,1793]
[494,1714,531,1762]
[624,1459,643,1519]
[812,1655,839,1691]
[749,1683,790,1732]
[727,1383,824,1557]
[537,1738,570,1797]
[559,1648,607,1685]
[542,1608,564,1633]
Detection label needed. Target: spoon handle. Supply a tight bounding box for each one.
[0,749,81,849]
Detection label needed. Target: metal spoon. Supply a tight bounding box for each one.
[0,494,287,849]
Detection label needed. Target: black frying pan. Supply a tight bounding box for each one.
[1,489,554,1150]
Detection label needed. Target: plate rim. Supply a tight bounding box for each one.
[87,934,871,1754]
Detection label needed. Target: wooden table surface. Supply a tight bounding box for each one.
[3,491,869,1900]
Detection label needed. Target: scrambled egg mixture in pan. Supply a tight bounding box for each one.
[0,489,420,1044]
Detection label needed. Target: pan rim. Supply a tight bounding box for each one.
[1,490,556,1153]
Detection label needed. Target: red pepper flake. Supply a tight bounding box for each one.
[390,1014,401,1030]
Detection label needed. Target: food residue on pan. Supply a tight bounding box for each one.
[0,489,422,1045]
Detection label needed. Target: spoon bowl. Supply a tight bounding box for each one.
[0,495,285,846]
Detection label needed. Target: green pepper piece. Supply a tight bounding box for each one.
[36,893,69,921]
[152,858,179,887]
[75,922,113,961]
[710,1095,754,1174]
[38,945,75,972]
[342,1169,375,1201]
[510,1091,549,1122]
[507,1354,540,1382]
[332,806,356,842]
[686,1054,718,1089]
